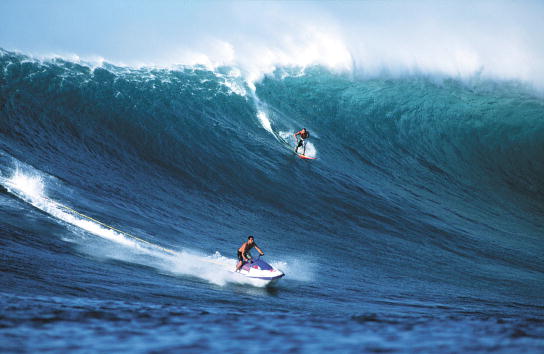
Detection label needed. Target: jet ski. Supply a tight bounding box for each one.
[236,255,284,285]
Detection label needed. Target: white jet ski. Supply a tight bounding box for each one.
[236,255,284,285]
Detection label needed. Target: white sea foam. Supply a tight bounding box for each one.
[300,141,317,159]
[270,256,315,283]
[4,169,140,249]
[257,111,273,134]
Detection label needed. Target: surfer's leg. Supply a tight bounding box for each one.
[295,140,302,152]
[236,251,243,271]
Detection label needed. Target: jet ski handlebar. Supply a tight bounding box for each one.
[247,254,263,263]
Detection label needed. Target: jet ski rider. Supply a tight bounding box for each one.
[294,128,310,154]
[236,235,264,271]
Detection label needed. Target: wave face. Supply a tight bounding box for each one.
[1,50,544,351]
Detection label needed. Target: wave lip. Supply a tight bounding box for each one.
[3,1,544,87]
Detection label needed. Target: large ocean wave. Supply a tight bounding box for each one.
[1,49,543,303]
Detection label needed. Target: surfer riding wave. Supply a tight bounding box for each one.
[294,128,310,155]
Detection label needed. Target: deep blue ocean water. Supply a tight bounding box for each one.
[1,49,543,352]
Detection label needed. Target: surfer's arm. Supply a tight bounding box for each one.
[255,245,264,256]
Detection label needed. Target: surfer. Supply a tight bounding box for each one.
[294,128,310,154]
[235,235,264,271]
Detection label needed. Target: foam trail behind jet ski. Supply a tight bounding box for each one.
[1,168,285,287]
